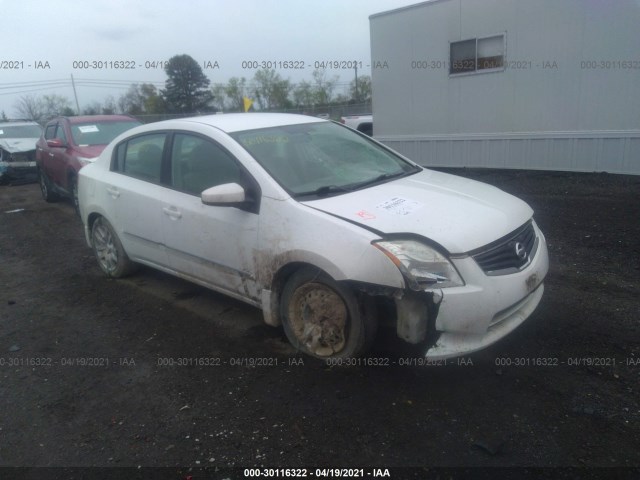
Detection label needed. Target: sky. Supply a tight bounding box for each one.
[0,0,420,115]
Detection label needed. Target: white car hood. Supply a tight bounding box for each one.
[0,138,38,153]
[302,169,533,253]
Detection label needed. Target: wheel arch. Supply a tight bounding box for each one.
[260,257,382,329]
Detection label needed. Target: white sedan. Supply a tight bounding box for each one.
[78,113,548,359]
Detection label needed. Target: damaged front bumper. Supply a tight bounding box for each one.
[0,150,37,185]
[394,223,549,360]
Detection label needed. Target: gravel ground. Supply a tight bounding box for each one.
[0,169,638,479]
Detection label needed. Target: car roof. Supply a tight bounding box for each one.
[157,113,326,133]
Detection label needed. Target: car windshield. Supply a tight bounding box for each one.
[231,122,420,198]
[0,125,42,138]
[70,121,141,146]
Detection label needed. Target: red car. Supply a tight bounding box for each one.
[36,115,141,212]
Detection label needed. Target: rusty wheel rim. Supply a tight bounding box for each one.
[288,283,348,357]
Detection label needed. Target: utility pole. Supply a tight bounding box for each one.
[71,74,80,114]
[354,65,359,103]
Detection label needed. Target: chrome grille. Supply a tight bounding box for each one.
[471,221,537,276]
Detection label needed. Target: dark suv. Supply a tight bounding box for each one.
[36,115,141,211]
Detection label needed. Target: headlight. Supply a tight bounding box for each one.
[374,239,464,290]
[77,156,96,167]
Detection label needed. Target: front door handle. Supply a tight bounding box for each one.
[162,206,182,220]
[106,186,120,199]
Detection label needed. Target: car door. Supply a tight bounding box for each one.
[160,132,260,302]
[105,132,170,268]
[39,122,59,181]
[49,123,70,187]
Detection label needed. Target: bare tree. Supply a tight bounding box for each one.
[14,94,73,124]
[13,95,45,122]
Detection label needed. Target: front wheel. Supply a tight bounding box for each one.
[91,217,137,278]
[280,267,376,359]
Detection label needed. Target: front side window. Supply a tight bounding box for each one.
[56,124,68,144]
[170,133,241,195]
[116,133,166,183]
[44,124,57,140]
[450,34,505,75]
[231,121,419,198]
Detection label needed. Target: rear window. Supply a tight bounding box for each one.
[70,121,140,146]
[0,125,42,138]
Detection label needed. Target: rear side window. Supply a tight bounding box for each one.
[113,133,166,183]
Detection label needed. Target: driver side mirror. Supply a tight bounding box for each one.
[46,138,66,148]
[201,182,246,206]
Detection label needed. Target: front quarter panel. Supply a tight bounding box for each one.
[256,196,405,290]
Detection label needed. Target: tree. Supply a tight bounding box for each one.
[251,69,292,110]
[13,95,45,122]
[140,84,165,114]
[224,77,249,112]
[118,83,165,115]
[350,75,372,104]
[13,94,73,124]
[42,95,74,118]
[293,80,314,108]
[118,84,144,115]
[102,95,117,115]
[1,111,8,121]
[162,54,213,113]
[82,101,102,115]
[311,69,338,105]
[211,84,227,111]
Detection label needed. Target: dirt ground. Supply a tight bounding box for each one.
[0,169,639,479]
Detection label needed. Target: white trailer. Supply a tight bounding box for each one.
[370,0,640,174]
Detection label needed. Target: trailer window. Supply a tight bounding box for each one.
[450,34,505,75]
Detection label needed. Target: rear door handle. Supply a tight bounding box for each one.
[162,206,182,220]
[106,186,120,198]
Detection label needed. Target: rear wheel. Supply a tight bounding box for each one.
[38,168,59,202]
[91,217,137,278]
[280,267,376,358]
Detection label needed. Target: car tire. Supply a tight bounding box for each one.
[38,168,59,202]
[69,175,80,216]
[280,267,376,359]
[91,216,137,278]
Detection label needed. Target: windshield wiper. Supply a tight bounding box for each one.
[350,170,414,191]
[296,184,353,198]
[295,168,420,198]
